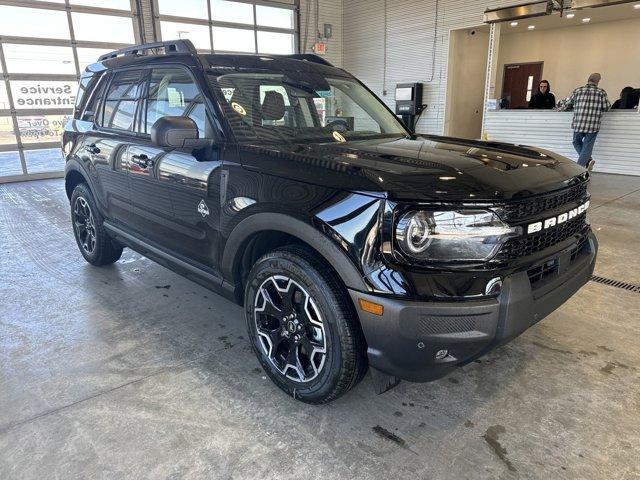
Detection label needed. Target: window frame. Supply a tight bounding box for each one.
[155,0,298,55]
[0,1,142,181]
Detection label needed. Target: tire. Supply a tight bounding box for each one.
[70,183,123,266]
[245,245,368,404]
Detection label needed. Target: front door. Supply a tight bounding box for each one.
[502,62,543,109]
[133,65,223,270]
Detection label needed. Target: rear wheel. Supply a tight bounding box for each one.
[245,245,367,404]
[71,183,123,266]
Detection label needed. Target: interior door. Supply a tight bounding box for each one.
[502,62,543,109]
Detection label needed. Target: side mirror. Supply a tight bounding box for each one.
[151,116,200,149]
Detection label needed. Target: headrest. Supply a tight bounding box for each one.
[261,91,285,121]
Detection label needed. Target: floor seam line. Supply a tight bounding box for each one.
[0,350,217,435]
[591,186,640,211]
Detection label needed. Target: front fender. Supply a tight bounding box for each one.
[221,212,371,292]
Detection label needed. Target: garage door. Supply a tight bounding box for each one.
[156,0,297,55]
[0,0,141,183]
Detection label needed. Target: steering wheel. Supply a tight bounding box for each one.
[326,119,349,133]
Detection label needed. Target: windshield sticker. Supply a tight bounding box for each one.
[231,102,247,116]
[222,88,235,101]
[317,90,333,98]
[332,131,346,143]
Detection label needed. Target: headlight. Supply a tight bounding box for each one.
[395,210,516,262]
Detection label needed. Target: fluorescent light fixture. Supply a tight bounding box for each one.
[510,21,519,26]
[582,17,591,23]
[528,25,535,30]
[634,4,640,9]
[566,12,575,18]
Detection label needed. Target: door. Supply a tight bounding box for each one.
[135,65,223,269]
[501,62,543,109]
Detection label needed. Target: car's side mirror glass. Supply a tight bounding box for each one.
[151,116,212,149]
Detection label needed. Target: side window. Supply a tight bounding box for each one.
[100,70,142,131]
[81,73,107,122]
[145,67,206,137]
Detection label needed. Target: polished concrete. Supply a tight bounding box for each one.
[1,174,639,479]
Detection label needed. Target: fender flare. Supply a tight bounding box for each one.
[221,212,369,292]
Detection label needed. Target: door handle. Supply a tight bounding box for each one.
[132,154,154,169]
[84,144,100,155]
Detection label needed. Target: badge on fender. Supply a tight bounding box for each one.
[198,199,210,218]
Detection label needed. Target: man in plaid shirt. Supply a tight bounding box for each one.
[564,73,611,171]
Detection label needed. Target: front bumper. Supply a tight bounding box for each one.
[349,232,598,382]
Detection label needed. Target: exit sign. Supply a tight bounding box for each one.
[313,42,326,55]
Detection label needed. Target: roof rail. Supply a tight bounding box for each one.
[98,39,197,61]
[284,54,334,67]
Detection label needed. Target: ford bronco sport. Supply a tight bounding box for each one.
[63,40,597,403]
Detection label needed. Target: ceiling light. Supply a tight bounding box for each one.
[566,12,575,18]
[634,4,640,9]
[527,25,535,30]
[582,17,591,23]
[510,21,518,26]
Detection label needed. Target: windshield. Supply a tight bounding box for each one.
[209,72,408,143]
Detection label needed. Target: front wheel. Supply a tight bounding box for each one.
[245,245,367,404]
[70,183,123,266]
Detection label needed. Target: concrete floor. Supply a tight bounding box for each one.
[1,173,639,480]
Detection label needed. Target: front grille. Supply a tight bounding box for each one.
[498,213,588,259]
[501,182,588,222]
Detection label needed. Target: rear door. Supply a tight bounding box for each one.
[73,70,140,225]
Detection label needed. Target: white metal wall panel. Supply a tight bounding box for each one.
[300,0,344,67]
[343,0,532,135]
[484,111,640,176]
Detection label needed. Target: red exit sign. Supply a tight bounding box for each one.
[313,42,326,55]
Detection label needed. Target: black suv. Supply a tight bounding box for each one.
[63,40,597,403]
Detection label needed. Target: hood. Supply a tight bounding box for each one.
[238,135,587,202]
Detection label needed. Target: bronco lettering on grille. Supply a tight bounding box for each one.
[526,200,590,234]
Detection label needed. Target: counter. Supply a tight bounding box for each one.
[483,111,640,176]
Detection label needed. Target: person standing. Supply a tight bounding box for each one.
[529,80,556,109]
[564,73,611,171]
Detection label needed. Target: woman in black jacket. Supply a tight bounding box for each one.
[612,87,639,109]
[529,80,556,109]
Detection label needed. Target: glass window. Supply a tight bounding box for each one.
[0,84,10,110]
[0,151,23,177]
[77,48,113,72]
[211,0,254,24]
[0,116,16,146]
[101,70,141,131]
[17,115,71,144]
[24,148,64,173]
[158,0,208,19]
[10,81,77,110]
[0,6,70,39]
[70,0,132,10]
[256,6,294,29]
[160,21,211,50]
[257,32,294,54]
[213,27,254,53]
[72,13,135,43]
[145,68,206,136]
[3,44,75,75]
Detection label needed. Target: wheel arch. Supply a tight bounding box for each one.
[222,213,370,302]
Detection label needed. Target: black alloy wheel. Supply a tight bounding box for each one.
[245,245,368,404]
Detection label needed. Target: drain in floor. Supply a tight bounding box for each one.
[590,275,640,293]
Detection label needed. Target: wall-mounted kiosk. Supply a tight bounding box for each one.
[395,82,425,133]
